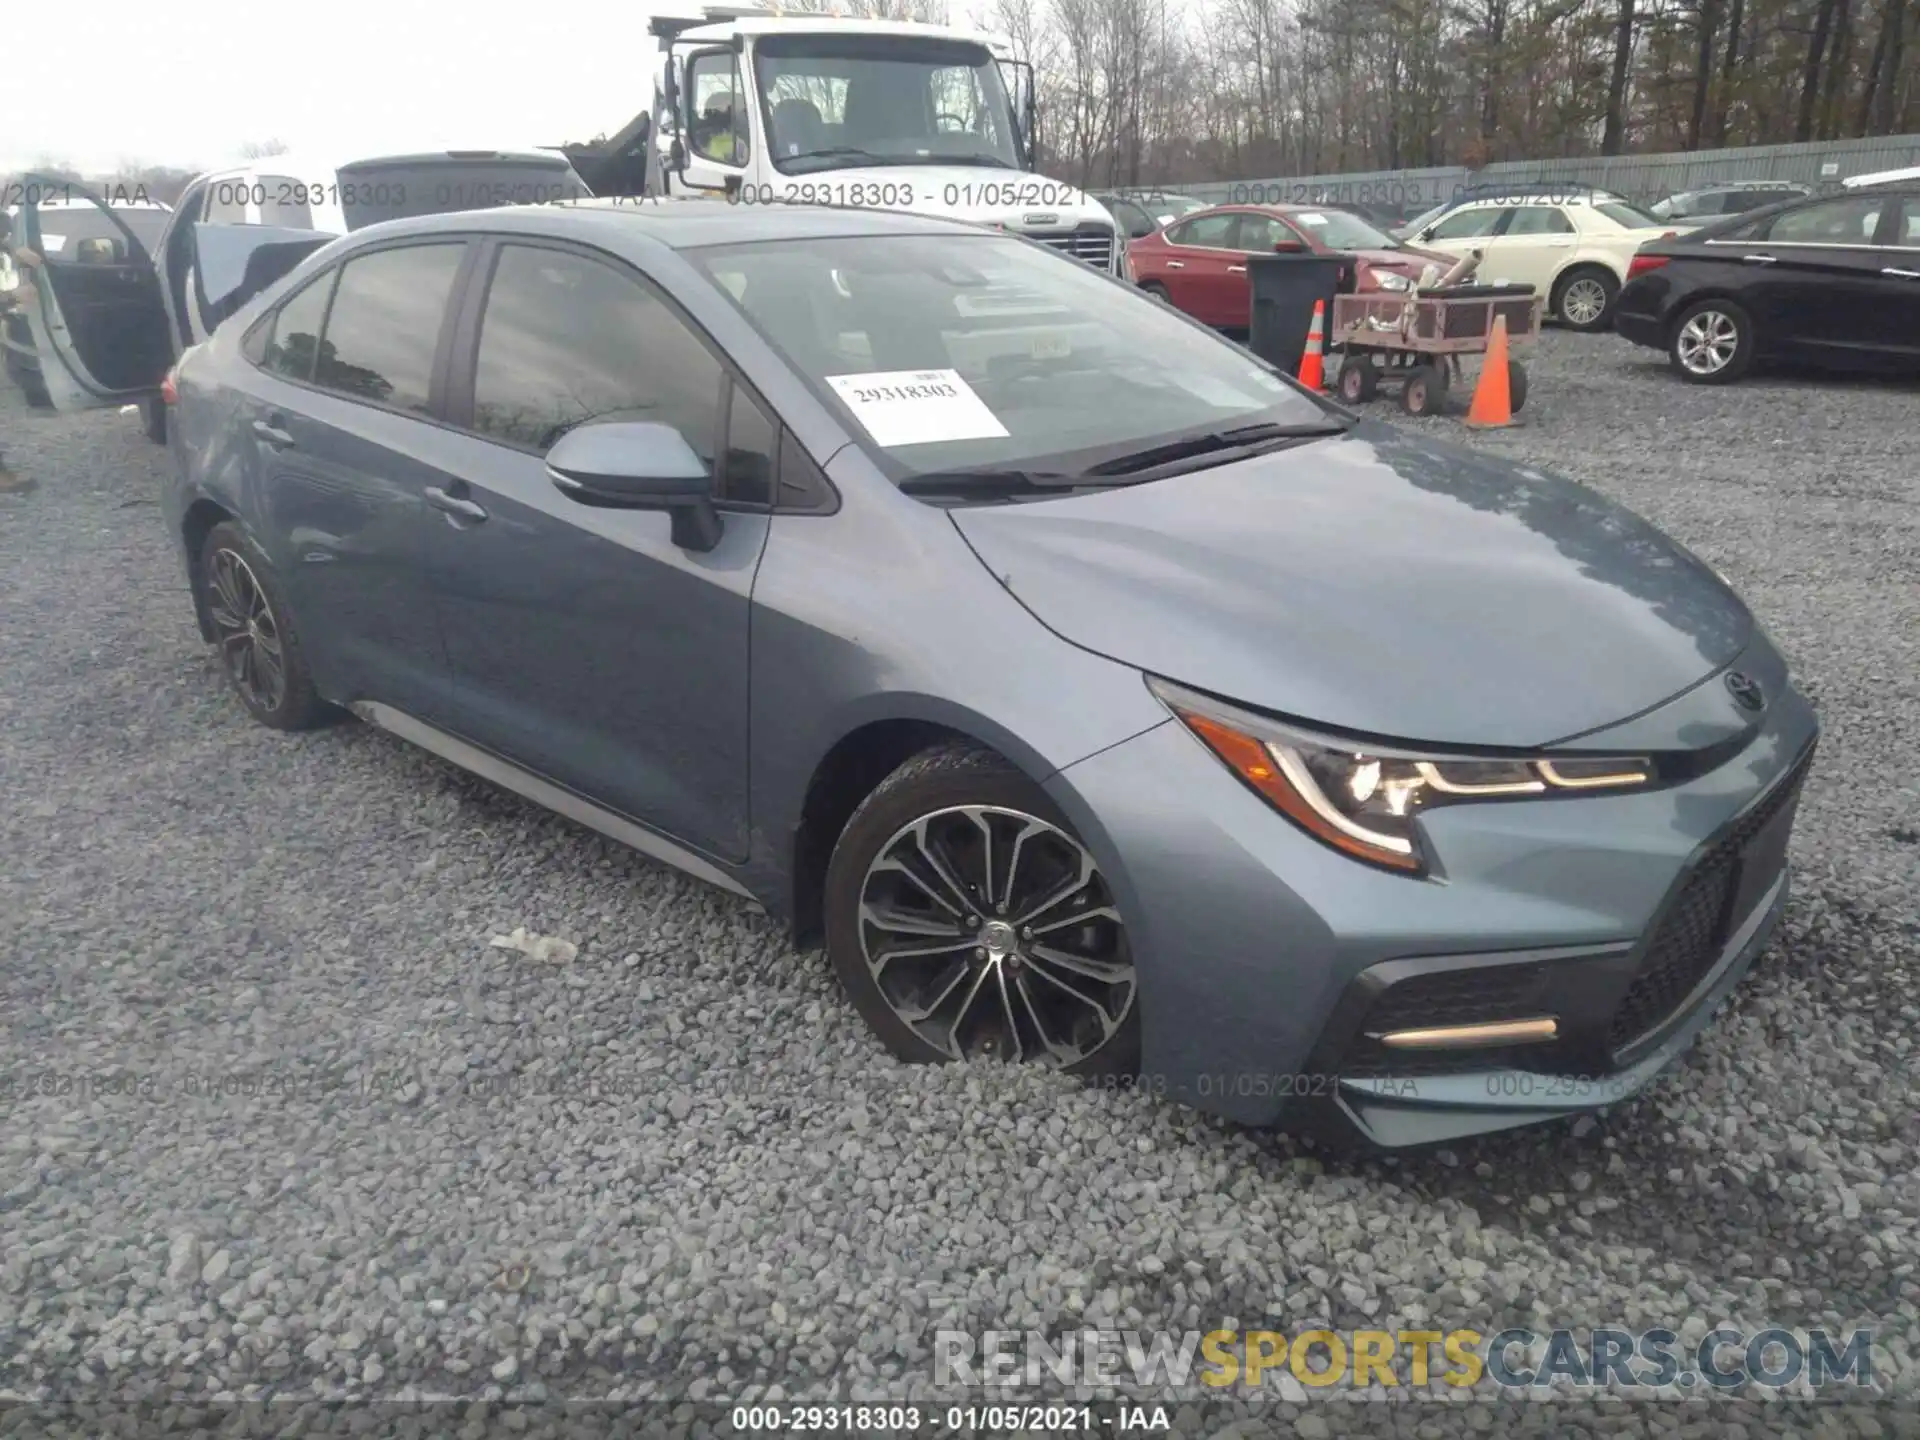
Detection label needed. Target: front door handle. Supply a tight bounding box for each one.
[1742,253,1778,264]
[1227,264,1247,273]
[1883,267,1920,279]
[425,486,488,523]
[1164,260,1185,269]
[250,419,294,448]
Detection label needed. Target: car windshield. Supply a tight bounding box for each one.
[1288,208,1397,249]
[1402,202,1448,234]
[755,35,1020,174]
[689,232,1328,481]
[1594,200,1661,228]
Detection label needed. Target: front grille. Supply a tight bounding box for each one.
[1606,752,1812,1053]
[1032,224,1115,271]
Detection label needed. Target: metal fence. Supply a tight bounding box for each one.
[1168,133,1920,209]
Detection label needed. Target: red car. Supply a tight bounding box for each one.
[1128,204,1452,328]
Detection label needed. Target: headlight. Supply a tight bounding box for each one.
[1372,271,1412,291]
[1150,679,1652,875]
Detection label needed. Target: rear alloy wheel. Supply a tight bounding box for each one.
[1668,299,1754,384]
[825,745,1139,1077]
[1554,268,1617,332]
[200,522,328,730]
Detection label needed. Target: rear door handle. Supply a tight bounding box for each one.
[1742,253,1778,264]
[1884,267,1920,279]
[425,486,488,523]
[1227,264,1247,273]
[250,419,294,448]
[1164,260,1184,269]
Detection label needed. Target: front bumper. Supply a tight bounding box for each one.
[1044,645,1818,1144]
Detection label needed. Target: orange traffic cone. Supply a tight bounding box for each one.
[1297,300,1327,392]
[1465,314,1517,428]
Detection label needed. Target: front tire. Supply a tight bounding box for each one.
[1139,281,1171,304]
[1667,298,1755,384]
[824,743,1140,1078]
[199,521,329,730]
[1553,266,1618,332]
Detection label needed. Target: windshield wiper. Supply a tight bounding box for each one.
[782,147,892,168]
[898,467,1085,498]
[1085,420,1352,478]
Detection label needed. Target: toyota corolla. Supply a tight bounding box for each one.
[155,200,1816,1147]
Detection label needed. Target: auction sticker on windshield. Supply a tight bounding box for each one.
[826,369,1010,448]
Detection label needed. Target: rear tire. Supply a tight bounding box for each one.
[198,521,329,731]
[824,743,1140,1079]
[1553,266,1618,332]
[1667,298,1755,384]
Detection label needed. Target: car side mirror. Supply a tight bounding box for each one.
[1272,239,1307,254]
[75,237,122,265]
[546,421,722,552]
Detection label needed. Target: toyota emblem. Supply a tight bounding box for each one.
[1725,671,1764,711]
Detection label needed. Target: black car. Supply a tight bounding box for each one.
[1615,183,1920,383]
[1647,180,1812,222]
[1093,190,1209,239]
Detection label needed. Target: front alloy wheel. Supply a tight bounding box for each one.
[825,745,1140,1076]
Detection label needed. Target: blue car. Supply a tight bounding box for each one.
[150,199,1815,1147]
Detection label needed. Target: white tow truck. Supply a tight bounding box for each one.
[632,4,1128,280]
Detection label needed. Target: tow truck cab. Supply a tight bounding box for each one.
[637,7,1127,280]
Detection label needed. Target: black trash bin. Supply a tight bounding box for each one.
[1246,252,1354,375]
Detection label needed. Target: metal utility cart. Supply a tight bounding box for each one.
[1328,284,1544,417]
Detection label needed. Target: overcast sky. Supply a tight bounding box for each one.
[8,0,995,178]
[2,0,709,176]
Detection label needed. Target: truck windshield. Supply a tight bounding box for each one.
[754,35,1021,175]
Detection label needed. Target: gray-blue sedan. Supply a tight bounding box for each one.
[149,199,1816,1147]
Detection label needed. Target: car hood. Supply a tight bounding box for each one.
[949,423,1752,748]
[781,165,1115,232]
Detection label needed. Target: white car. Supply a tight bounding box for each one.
[1405,192,1691,332]
[9,147,590,438]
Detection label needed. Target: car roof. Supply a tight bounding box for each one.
[199,147,576,182]
[1452,191,1620,208]
[338,197,984,251]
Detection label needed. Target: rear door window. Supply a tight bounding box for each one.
[1167,213,1236,248]
[1761,196,1885,245]
[260,270,337,382]
[311,242,466,411]
[1429,207,1505,241]
[1505,206,1575,235]
[331,161,590,231]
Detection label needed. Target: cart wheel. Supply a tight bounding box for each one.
[1338,358,1378,404]
[1399,363,1446,418]
[1508,360,1529,414]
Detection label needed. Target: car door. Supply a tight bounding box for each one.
[1874,197,1920,361]
[10,177,173,411]
[421,239,770,861]
[1722,194,1897,364]
[1493,205,1578,294]
[1157,212,1244,325]
[236,240,473,724]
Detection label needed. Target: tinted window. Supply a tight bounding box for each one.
[313,243,464,410]
[1169,213,1236,247]
[1106,198,1154,237]
[333,161,589,231]
[1594,202,1661,228]
[1233,214,1297,252]
[262,271,335,382]
[1763,196,1885,244]
[256,175,314,229]
[471,244,723,459]
[1430,207,1503,240]
[1505,206,1575,235]
[722,384,777,506]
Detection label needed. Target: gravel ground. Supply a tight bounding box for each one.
[1,333,1917,1434]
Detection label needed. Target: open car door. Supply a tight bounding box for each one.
[11,175,174,412]
[157,173,333,353]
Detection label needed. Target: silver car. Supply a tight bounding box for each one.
[142,200,1815,1148]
